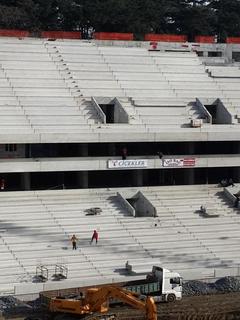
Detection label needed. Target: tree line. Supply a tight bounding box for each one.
[0,0,240,41]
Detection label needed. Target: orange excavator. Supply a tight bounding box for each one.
[48,285,157,320]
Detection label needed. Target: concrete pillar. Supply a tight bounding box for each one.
[133,170,143,187]
[186,142,195,184]
[77,171,89,188]
[108,143,116,156]
[234,142,240,182]
[77,144,89,188]
[158,170,165,185]
[21,172,31,190]
[58,172,65,187]
[79,144,88,157]
[225,44,233,63]
[203,50,208,58]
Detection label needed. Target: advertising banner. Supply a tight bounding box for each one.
[108,159,148,169]
[163,158,196,167]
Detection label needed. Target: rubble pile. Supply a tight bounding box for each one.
[0,296,32,316]
[214,276,240,293]
[183,280,215,296]
[183,277,240,296]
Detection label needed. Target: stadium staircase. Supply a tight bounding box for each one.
[0,38,93,134]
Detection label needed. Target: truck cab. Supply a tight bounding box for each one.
[150,266,182,302]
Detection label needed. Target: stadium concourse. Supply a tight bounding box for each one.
[0,36,240,296]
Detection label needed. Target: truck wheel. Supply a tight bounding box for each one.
[167,294,176,303]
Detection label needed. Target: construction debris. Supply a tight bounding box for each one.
[85,207,102,215]
[214,276,240,293]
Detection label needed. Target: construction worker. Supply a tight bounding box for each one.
[70,234,78,250]
[0,178,5,191]
[90,230,98,244]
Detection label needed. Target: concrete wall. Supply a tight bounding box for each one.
[133,191,157,217]
[216,99,233,124]
[113,98,129,123]
[117,191,135,216]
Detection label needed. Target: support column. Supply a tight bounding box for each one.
[133,170,143,187]
[77,144,89,188]
[77,171,89,188]
[79,144,88,157]
[108,143,116,156]
[21,172,31,190]
[186,142,195,185]
[234,142,240,182]
[158,170,165,185]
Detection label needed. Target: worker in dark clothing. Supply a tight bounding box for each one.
[90,230,99,244]
[0,178,5,191]
[71,234,78,250]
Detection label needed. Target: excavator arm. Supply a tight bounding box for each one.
[86,286,157,320]
[49,285,157,320]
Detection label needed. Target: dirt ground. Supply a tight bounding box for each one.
[158,293,240,320]
[111,292,240,320]
[2,292,240,320]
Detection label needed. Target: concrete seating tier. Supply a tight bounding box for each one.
[23,107,83,115]
[158,66,206,73]
[172,81,219,90]
[166,74,212,81]
[71,71,115,80]
[5,70,61,78]
[137,115,191,125]
[92,124,147,132]
[1,61,58,70]
[10,79,67,88]
[80,89,125,97]
[75,80,121,89]
[150,51,197,58]
[14,89,75,97]
[0,185,239,295]
[135,106,187,115]
[153,58,202,66]
[208,66,240,78]
[0,52,52,61]
[114,72,166,81]
[120,81,171,90]
[47,46,100,55]
[56,54,104,63]
[133,98,188,107]
[0,37,239,135]
[97,47,147,56]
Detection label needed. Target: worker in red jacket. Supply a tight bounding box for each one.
[90,230,99,244]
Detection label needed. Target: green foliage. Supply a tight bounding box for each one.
[0,0,239,39]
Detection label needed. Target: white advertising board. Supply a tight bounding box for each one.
[108,159,148,169]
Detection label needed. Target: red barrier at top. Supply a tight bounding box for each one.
[226,37,240,44]
[195,36,215,43]
[94,32,134,41]
[0,29,29,37]
[145,34,187,42]
[41,31,81,39]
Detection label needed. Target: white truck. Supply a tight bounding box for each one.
[124,264,182,302]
